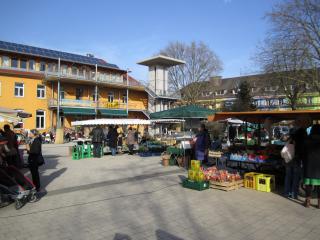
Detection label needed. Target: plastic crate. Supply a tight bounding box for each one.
[72,146,81,160]
[256,174,275,192]
[169,157,176,166]
[182,179,210,191]
[244,172,261,189]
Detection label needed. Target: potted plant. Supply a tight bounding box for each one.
[161,151,171,166]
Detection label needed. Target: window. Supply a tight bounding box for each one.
[215,90,226,96]
[91,88,99,101]
[37,85,46,98]
[264,86,278,92]
[14,83,24,97]
[279,98,285,106]
[72,67,78,75]
[61,65,68,75]
[306,96,313,105]
[36,110,45,129]
[75,88,83,100]
[28,60,35,70]
[122,93,127,103]
[1,56,10,67]
[60,87,65,99]
[47,63,55,72]
[40,62,46,72]
[108,91,114,103]
[20,59,27,69]
[11,58,18,68]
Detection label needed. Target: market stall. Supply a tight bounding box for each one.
[208,110,320,172]
[150,105,215,168]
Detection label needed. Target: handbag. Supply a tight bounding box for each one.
[281,142,295,164]
[37,154,45,166]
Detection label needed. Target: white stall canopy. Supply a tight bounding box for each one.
[71,118,151,126]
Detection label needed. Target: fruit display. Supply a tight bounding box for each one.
[201,166,242,182]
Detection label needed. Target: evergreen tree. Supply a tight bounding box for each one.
[232,80,256,112]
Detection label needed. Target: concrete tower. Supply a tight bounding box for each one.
[137,55,185,113]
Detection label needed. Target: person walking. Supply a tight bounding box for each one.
[126,127,135,155]
[27,129,43,192]
[285,119,307,199]
[91,125,104,158]
[107,126,118,156]
[303,124,320,208]
[195,124,210,164]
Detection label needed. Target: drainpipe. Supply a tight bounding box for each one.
[126,69,130,116]
[95,64,98,118]
[57,58,61,128]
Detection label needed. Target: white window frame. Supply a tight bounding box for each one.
[306,96,313,105]
[36,110,46,129]
[14,82,24,97]
[37,84,46,99]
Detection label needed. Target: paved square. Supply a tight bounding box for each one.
[0,144,319,240]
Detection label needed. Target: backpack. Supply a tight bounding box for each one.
[281,142,295,164]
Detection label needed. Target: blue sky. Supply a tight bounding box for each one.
[0,0,280,81]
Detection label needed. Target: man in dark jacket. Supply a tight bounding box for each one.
[91,126,104,158]
[3,125,19,167]
[107,126,119,156]
[195,124,210,164]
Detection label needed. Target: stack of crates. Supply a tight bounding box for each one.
[244,172,275,192]
[72,146,81,160]
[81,144,91,158]
[183,160,209,191]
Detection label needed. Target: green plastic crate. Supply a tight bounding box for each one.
[72,146,81,160]
[182,179,210,191]
[169,157,176,166]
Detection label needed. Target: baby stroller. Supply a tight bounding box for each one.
[0,165,37,209]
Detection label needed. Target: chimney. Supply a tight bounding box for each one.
[86,53,94,58]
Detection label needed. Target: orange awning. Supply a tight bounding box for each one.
[208,110,320,123]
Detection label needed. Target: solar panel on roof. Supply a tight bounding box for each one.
[0,40,120,69]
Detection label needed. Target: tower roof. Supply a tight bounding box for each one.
[137,55,185,67]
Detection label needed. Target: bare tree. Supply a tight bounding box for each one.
[160,41,222,103]
[264,0,320,92]
[256,0,320,109]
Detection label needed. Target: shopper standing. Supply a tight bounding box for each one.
[2,124,18,167]
[285,119,307,199]
[126,127,135,155]
[195,124,210,164]
[303,124,320,208]
[107,126,118,156]
[91,125,104,158]
[27,129,43,192]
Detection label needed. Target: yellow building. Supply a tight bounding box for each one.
[0,40,148,132]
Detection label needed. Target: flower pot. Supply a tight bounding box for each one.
[161,151,171,167]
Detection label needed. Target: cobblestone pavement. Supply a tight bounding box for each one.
[0,144,319,240]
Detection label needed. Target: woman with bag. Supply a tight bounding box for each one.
[27,129,43,192]
[303,124,320,208]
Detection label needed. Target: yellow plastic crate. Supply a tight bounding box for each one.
[256,174,275,192]
[188,170,196,181]
[244,172,261,189]
[190,160,201,171]
[195,171,205,182]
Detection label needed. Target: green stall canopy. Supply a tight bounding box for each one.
[99,109,127,117]
[62,107,96,115]
[150,105,215,119]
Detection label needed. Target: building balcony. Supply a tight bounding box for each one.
[44,71,126,85]
[48,98,146,110]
